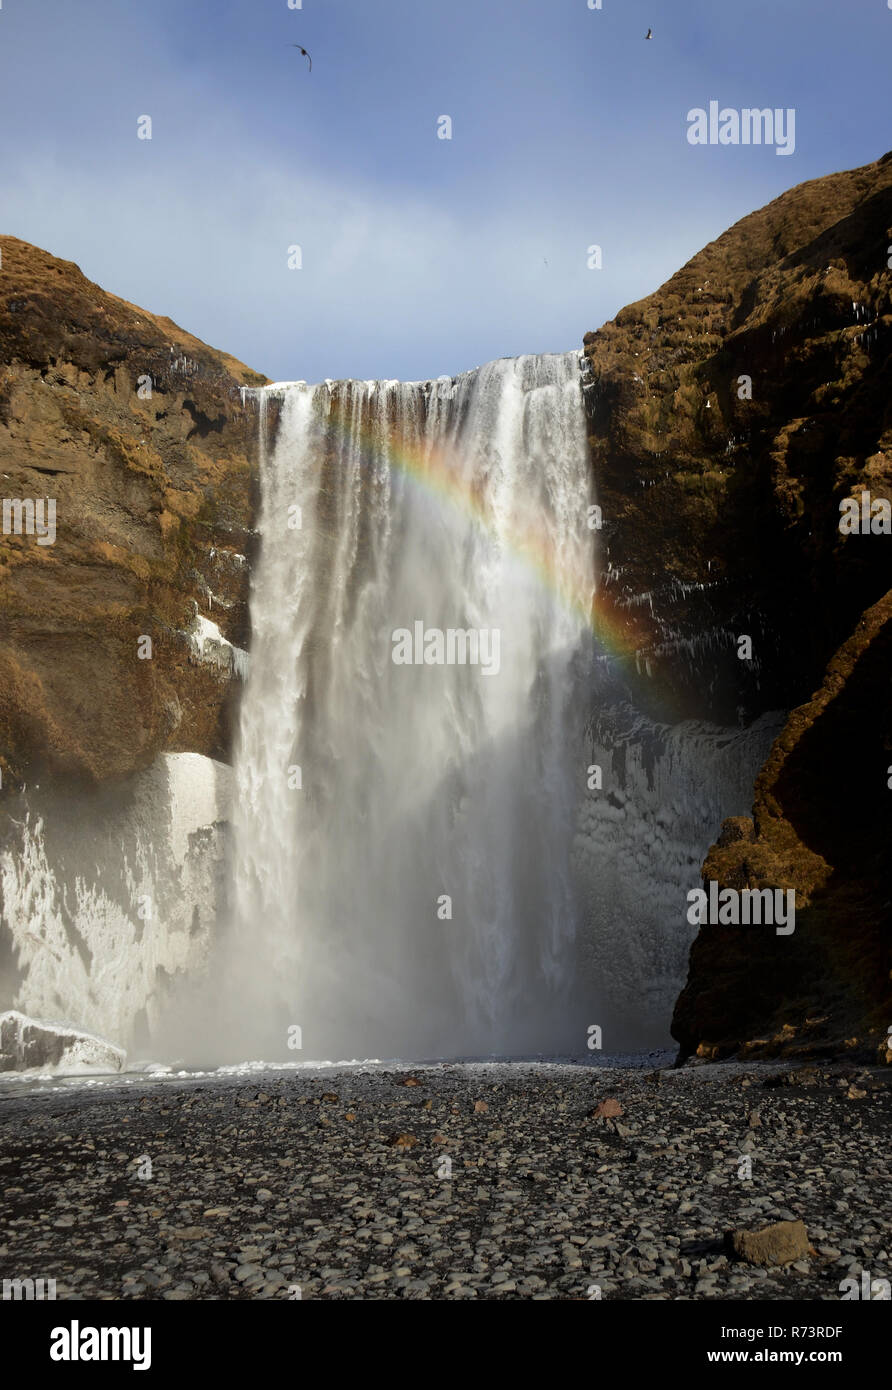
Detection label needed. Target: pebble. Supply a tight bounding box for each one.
[0,1061,888,1300]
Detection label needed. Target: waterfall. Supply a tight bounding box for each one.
[219,354,598,1061]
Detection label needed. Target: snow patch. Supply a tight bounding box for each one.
[187,612,249,680]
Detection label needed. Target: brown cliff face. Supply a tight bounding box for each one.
[582,154,892,1061]
[584,151,892,724]
[0,236,267,787]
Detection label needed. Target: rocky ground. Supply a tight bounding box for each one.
[1,1060,889,1301]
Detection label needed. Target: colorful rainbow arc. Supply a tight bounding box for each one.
[262,384,660,681]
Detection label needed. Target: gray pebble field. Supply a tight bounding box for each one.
[1,1060,889,1301]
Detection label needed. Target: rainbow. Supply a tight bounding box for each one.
[262,383,661,683]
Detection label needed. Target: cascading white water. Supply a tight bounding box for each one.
[220,354,597,1060]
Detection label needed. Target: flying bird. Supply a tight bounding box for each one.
[645,28,653,39]
[288,44,312,71]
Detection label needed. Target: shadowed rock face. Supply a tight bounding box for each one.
[583,150,892,726]
[0,235,267,788]
[583,152,892,1060]
[671,590,892,1062]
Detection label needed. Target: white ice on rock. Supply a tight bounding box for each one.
[572,712,782,1048]
[0,1009,125,1075]
[187,611,249,679]
[0,752,233,1051]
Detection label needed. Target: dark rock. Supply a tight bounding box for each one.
[673,591,892,1061]
[583,152,892,726]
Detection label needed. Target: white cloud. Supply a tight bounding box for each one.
[4,132,689,382]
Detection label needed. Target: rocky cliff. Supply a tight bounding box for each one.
[584,150,892,726]
[581,152,892,1060]
[0,235,266,789]
[672,590,892,1062]
[0,237,266,1052]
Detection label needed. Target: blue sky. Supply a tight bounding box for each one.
[0,0,889,382]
